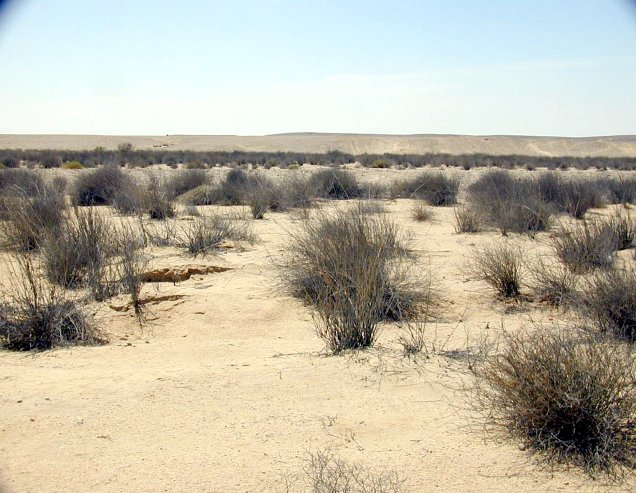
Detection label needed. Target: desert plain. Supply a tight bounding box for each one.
[1,135,636,492]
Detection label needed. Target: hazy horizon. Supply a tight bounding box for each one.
[1,0,635,137]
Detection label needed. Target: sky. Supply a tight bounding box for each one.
[0,0,635,137]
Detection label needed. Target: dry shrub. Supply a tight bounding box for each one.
[165,168,209,198]
[176,214,254,256]
[454,205,482,233]
[178,184,224,206]
[604,211,636,250]
[141,173,175,220]
[309,169,361,199]
[284,207,424,353]
[286,448,403,493]
[283,175,314,209]
[529,257,578,306]
[411,203,433,222]
[475,327,636,477]
[243,173,281,219]
[41,207,117,300]
[583,267,636,343]
[466,170,552,235]
[552,220,617,273]
[115,225,148,321]
[0,183,66,251]
[0,253,101,350]
[392,171,460,205]
[469,241,524,298]
[72,166,129,206]
[0,168,44,196]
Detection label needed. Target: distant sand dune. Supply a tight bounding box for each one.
[1,133,636,157]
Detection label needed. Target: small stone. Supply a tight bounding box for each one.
[518,442,526,451]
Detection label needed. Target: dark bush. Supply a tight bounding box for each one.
[308,169,361,200]
[165,169,209,199]
[72,166,129,206]
[0,169,45,196]
[604,211,636,250]
[0,182,66,251]
[475,327,636,477]
[41,207,117,300]
[141,173,175,220]
[583,267,636,342]
[0,253,101,350]
[392,172,460,205]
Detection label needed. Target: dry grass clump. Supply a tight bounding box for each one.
[243,173,282,219]
[582,267,636,343]
[288,448,403,493]
[141,173,175,220]
[41,207,117,299]
[0,183,66,251]
[392,171,460,205]
[466,170,552,235]
[0,253,101,351]
[453,205,482,233]
[176,214,255,256]
[284,207,424,353]
[529,257,578,306]
[552,220,617,273]
[469,241,524,298]
[309,168,361,200]
[475,327,636,477]
[604,211,636,250]
[411,203,434,222]
[0,168,45,196]
[178,183,224,206]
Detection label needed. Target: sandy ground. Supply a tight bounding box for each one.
[1,133,636,157]
[1,167,635,492]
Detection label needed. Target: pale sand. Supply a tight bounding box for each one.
[1,133,636,157]
[1,167,635,492]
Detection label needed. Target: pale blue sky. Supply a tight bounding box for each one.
[0,0,635,136]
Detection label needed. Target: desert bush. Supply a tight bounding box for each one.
[141,173,175,220]
[165,168,209,199]
[0,168,45,196]
[392,172,460,205]
[529,257,578,306]
[282,175,314,209]
[309,169,361,200]
[41,207,117,300]
[604,211,636,250]
[243,173,281,219]
[466,170,552,235]
[454,206,482,233]
[115,226,148,321]
[178,184,224,206]
[562,179,607,219]
[284,207,423,353]
[287,448,403,493]
[604,176,636,204]
[72,166,129,206]
[220,168,249,205]
[176,214,254,256]
[0,183,66,251]
[0,253,101,350]
[411,203,434,222]
[474,327,636,477]
[469,241,523,298]
[582,267,636,342]
[552,221,617,273]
